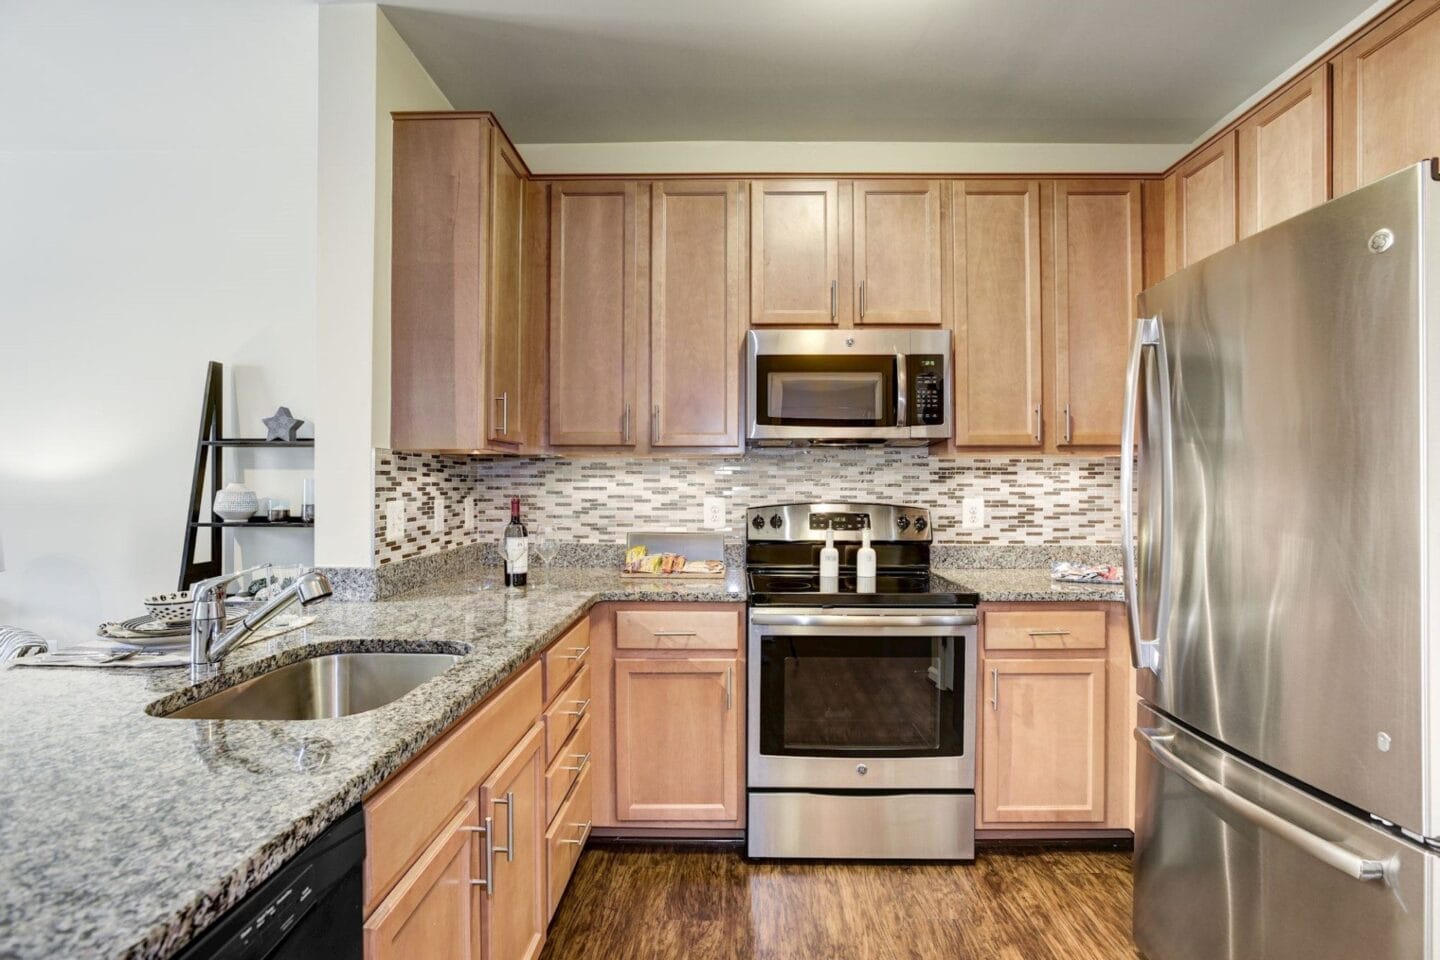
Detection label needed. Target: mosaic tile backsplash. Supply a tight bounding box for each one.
[374,448,1122,567]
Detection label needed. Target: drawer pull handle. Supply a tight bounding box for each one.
[563,698,591,718]
[464,817,496,896]
[1026,629,1071,638]
[560,819,593,846]
[652,630,697,638]
[561,752,591,773]
[562,646,590,661]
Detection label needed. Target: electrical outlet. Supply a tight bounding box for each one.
[464,498,476,532]
[961,497,985,530]
[703,496,727,530]
[433,496,446,533]
[385,500,406,542]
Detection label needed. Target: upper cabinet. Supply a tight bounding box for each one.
[853,180,944,326]
[549,181,641,447]
[391,115,541,454]
[1335,0,1440,194]
[749,180,844,326]
[1053,180,1143,448]
[1173,132,1237,269]
[950,180,1042,447]
[649,181,746,448]
[1237,67,1330,238]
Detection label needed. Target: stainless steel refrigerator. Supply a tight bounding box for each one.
[1127,160,1440,960]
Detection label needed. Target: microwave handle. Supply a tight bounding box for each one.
[896,353,908,427]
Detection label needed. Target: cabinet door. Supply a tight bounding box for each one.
[549,181,639,446]
[981,658,1107,825]
[853,179,943,325]
[1238,68,1330,238]
[650,180,745,447]
[488,136,527,445]
[1335,0,1440,194]
[1053,180,1142,448]
[478,724,546,960]
[364,799,480,960]
[749,179,842,326]
[1174,132,1237,268]
[950,180,1042,446]
[614,657,739,821]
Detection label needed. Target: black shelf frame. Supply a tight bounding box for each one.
[178,362,315,589]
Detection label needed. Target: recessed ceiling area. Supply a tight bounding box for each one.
[373,0,1377,144]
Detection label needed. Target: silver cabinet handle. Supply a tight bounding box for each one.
[1062,403,1072,444]
[622,403,631,443]
[830,279,837,320]
[1137,728,1390,883]
[990,668,998,711]
[725,665,733,711]
[492,791,514,862]
[561,751,591,773]
[494,393,509,435]
[563,698,591,718]
[1032,404,1041,443]
[859,279,866,318]
[653,630,697,638]
[1026,629,1070,637]
[463,817,496,895]
[559,820,593,846]
[562,645,590,661]
[652,404,660,439]
[1120,316,1170,673]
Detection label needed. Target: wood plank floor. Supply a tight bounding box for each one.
[541,844,1142,960]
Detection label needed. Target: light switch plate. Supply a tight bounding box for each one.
[961,497,985,530]
[385,500,406,542]
[464,498,476,532]
[703,497,727,530]
[433,496,446,533]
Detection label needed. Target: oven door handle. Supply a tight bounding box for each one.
[749,613,976,628]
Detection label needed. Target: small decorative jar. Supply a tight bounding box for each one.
[213,483,260,522]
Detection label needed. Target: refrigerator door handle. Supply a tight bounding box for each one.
[1121,317,1168,672]
[1137,727,1392,884]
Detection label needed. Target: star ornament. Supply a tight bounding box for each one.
[263,406,304,442]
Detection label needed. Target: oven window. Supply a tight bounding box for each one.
[755,355,897,427]
[759,634,963,758]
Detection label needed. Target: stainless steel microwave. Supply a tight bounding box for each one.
[745,329,952,446]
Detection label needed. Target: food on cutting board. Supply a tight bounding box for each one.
[622,547,724,576]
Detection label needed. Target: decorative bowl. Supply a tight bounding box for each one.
[213,482,259,522]
[143,590,193,625]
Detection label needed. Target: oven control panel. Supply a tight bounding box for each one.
[906,355,946,426]
[746,503,932,542]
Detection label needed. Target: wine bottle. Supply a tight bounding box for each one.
[503,496,529,588]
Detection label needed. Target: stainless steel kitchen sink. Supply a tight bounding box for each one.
[160,652,461,720]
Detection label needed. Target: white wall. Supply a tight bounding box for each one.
[314,5,451,570]
[0,0,320,645]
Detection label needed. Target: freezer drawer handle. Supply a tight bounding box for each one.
[1137,727,1391,884]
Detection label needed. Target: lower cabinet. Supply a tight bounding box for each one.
[480,724,547,960]
[545,762,594,919]
[613,657,740,822]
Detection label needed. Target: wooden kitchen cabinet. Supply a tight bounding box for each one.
[1334,0,1440,194]
[1238,67,1330,238]
[1173,132,1238,268]
[549,180,641,446]
[613,656,741,822]
[1053,180,1143,448]
[649,180,746,447]
[478,723,546,960]
[950,180,1043,446]
[391,114,541,453]
[853,179,943,325]
[364,799,481,960]
[749,179,844,326]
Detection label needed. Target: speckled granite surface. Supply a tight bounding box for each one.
[0,569,743,960]
[935,567,1126,603]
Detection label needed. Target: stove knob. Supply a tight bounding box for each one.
[751,514,766,530]
[856,763,868,777]
[895,516,910,531]
[913,517,928,532]
[769,513,784,529]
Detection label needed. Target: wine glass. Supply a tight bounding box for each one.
[534,530,559,570]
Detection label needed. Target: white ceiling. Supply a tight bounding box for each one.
[371,0,1378,144]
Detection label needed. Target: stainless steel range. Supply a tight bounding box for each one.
[744,502,979,860]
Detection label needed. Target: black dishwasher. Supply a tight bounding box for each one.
[174,806,364,960]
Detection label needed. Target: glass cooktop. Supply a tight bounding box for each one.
[747,569,978,607]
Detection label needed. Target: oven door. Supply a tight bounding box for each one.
[747,608,977,790]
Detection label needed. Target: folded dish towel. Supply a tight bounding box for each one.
[1050,561,1122,584]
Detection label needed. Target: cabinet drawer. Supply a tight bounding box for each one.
[544,617,591,700]
[616,608,739,650]
[545,762,593,920]
[545,713,592,824]
[363,660,542,916]
[544,664,592,761]
[984,610,1106,651]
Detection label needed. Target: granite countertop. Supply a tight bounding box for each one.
[0,568,743,960]
[936,567,1126,604]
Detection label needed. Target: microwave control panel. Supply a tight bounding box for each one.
[906,355,946,426]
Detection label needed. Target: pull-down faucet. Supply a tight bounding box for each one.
[190,566,333,675]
